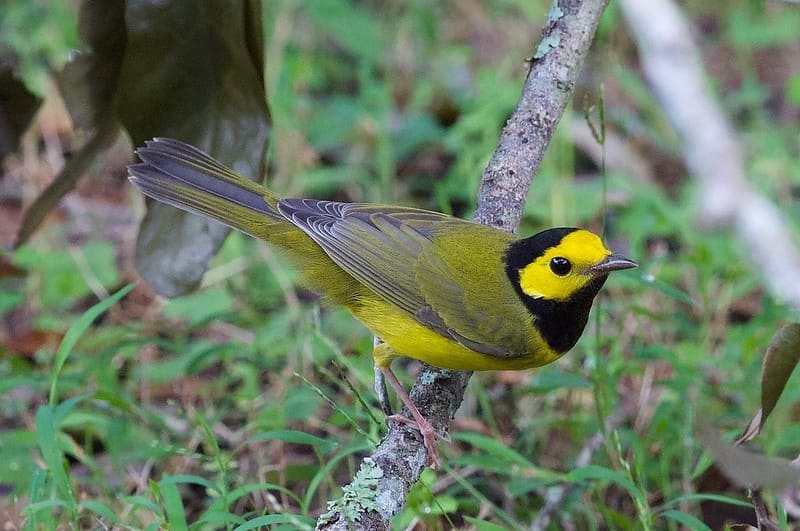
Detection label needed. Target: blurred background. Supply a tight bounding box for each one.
[1,0,799,528]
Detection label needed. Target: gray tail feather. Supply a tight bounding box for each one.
[128,138,283,235]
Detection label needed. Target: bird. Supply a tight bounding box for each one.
[128,137,637,468]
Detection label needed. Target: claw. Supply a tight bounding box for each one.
[386,413,446,469]
[378,365,447,469]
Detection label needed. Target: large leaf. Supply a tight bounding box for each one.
[759,324,800,430]
[737,323,800,444]
[116,0,271,296]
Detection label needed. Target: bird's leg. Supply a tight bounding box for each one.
[379,366,444,470]
[373,338,392,416]
[376,364,446,470]
[373,342,448,469]
[374,365,393,415]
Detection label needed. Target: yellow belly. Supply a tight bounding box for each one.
[349,297,561,371]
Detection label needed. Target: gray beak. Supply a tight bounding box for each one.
[586,254,638,275]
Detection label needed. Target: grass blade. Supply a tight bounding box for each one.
[34,405,76,515]
[49,283,135,406]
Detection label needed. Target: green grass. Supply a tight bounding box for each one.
[2,0,800,529]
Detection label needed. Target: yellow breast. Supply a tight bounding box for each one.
[350,297,560,371]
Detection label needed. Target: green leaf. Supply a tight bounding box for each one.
[241,429,338,454]
[162,287,234,325]
[52,392,92,428]
[452,432,534,468]
[787,74,800,106]
[658,492,751,509]
[49,283,135,405]
[79,500,119,523]
[118,0,271,297]
[565,465,643,504]
[0,429,37,493]
[194,511,248,526]
[305,0,383,63]
[34,405,76,512]
[118,494,162,515]
[81,239,121,289]
[659,509,711,531]
[463,517,510,531]
[27,466,49,505]
[233,514,315,531]
[20,498,72,516]
[91,390,136,413]
[159,474,220,496]
[20,470,56,527]
[160,480,187,529]
[727,9,800,49]
[528,365,592,392]
[738,324,800,444]
[207,482,304,515]
[638,273,695,305]
[759,324,800,431]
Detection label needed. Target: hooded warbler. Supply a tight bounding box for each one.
[128,138,636,468]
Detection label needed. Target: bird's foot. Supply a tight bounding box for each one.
[386,413,450,470]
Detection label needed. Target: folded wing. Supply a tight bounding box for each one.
[278,198,527,358]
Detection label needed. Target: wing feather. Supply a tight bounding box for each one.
[414,230,531,357]
[278,199,460,316]
[277,198,527,357]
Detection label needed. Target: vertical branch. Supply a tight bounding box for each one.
[316,1,611,529]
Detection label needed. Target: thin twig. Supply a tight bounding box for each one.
[749,489,781,531]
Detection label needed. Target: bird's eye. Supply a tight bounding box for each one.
[549,257,571,276]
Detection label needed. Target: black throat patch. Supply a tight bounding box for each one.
[503,230,607,353]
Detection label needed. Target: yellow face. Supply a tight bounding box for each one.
[517,229,612,301]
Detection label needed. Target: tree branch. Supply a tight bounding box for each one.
[316,1,610,528]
